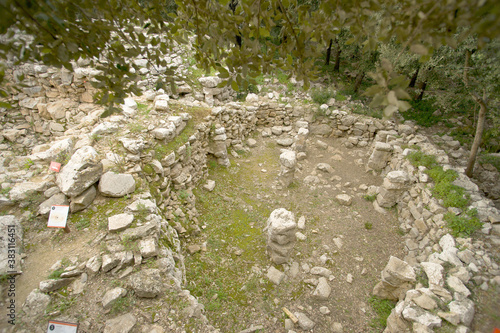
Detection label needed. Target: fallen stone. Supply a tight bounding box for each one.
[312,277,331,300]
[449,299,475,326]
[39,278,74,293]
[267,266,285,285]
[56,146,103,197]
[294,312,315,330]
[98,172,135,197]
[104,313,137,333]
[335,194,353,206]
[127,269,163,298]
[316,163,334,173]
[102,287,127,309]
[139,237,159,258]
[277,137,293,147]
[381,256,416,286]
[70,185,96,213]
[108,213,134,232]
[22,289,51,317]
[310,266,332,277]
[402,305,442,328]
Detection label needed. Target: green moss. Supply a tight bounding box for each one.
[368,296,396,329]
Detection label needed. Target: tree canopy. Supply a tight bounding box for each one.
[1,0,499,115]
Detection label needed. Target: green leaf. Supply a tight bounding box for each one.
[231,80,239,91]
[259,27,270,38]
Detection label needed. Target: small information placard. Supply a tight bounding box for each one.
[47,320,78,333]
[49,161,62,172]
[47,205,70,229]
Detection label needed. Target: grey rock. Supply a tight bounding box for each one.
[310,266,332,277]
[421,262,444,287]
[266,208,296,264]
[203,180,216,192]
[9,181,46,201]
[381,256,416,286]
[119,138,145,154]
[294,312,315,330]
[139,237,158,258]
[91,122,120,137]
[316,163,334,173]
[56,146,103,197]
[104,313,137,333]
[127,269,163,298]
[277,137,293,147]
[70,185,96,213]
[312,277,331,300]
[39,278,74,293]
[449,299,475,326]
[335,194,353,206]
[22,289,51,317]
[108,213,134,232]
[402,305,442,328]
[86,255,102,276]
[267,266,285,285]
[309,124,332,136]
[38,193,69,216]
[102,254,120,272]
[98,172,135,197]
[102,287,127,309]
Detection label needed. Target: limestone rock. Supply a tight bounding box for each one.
[102,287,127,309]
[266,208,296,264]
[38,193,69,216]
[312,277,331,300]
[266,266,285,285]
[316,163,334,173]
[294,312,315,330]
[402,305,442,328]
[449,299,475,326]
[56,146,103,197]
[22,289,51,317]
[70,185,96,212]
[335,194,353,206]
[86,255,102,276]
[104,313,137,333]
[139,237,159,258]
[420,262,444,287]
[108,213,134,232]
[381,256,416,286]
[127,269,163,298]
[39,278,74,293]
[98,172,135,197]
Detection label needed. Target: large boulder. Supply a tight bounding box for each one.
[98,172,135,197]
[56,146,103,197]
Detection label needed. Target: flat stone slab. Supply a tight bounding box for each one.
[108,213,134,232]
[99,172,136,197]
[104,313,137,333]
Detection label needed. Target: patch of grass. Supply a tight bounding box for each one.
[154,144,168,160]
[363,194,377,202]
[121,236,139,252]
[444,209,482,238]
[47,268,64,280]
[46,293,77,315]
[0,187,11,196]
[128,122,146,133]
[402,98,441,127]
[406,151,439,169]
[23,158,34,170]
[75,218,91,230]
[137,102,149,115]
[368,296,396,329]
[480,154,500,172]
[364,222,373,230]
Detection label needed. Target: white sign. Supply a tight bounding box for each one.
[47,205,70,228]
[47,320,78,333]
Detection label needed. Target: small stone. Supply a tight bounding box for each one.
[102,287,127,309]
[296,232,307,241]
[319,306,330,315]
[294,312,315,330]
[310,266,332,277]
[247,138,257,148]
[203,180,216,191]
[346,274,353,283]
[267,266,285,285]
[312,277,331,300]
[187,245,201,254]
[297,216,306,229]
[335,194,353,206]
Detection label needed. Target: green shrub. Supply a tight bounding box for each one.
[363,194,377,202]
[407,151,439,169]
[47,268,64,280]
[402,98,441,127]
[311,88,335,105]
[444,209,482,238]
[368,296,396,329]
[432,182,469,209]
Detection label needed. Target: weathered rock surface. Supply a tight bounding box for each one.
[266,208,296,264]
[98,172,136,197]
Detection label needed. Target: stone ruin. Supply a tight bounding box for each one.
[265,208,297,265]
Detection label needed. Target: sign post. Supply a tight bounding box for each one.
[47,205,70,233]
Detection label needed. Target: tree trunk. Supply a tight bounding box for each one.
[334,38,341,72]
[416,81,427,101]
[465,97,487,177]
[409,67,420,88]
[353,72,365,93]
[325,39,333,65]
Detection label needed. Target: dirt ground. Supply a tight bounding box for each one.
[185,133,405,333]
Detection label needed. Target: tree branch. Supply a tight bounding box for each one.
[12,0,58,41]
